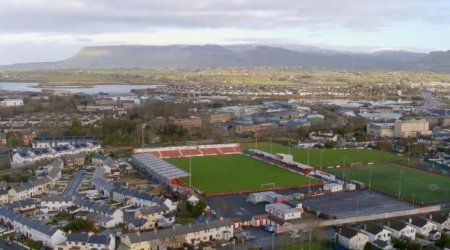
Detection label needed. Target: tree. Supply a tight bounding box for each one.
[363,242,373,250]
[67,119,85,136]
[189,199,207,217]
[324,141,336,148]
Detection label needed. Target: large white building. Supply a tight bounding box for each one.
[11,142,101,167]
[0,98,23,107]
[265,203,302,221]
[367,119,431,138]
[394,119,431,138]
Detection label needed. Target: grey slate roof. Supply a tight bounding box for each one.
[41,194,75,202]
[74,198,118,216]
[66,232,110,245]
[429,213,449,224]
[339,226,360,239]
[0,207,60,237]
[124,218,231,244]
[113,186,167,205]
[409,217,428,227]
[386,220,408,231]
[365,223,385,235]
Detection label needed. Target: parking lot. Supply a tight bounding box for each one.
[303,190,414,218]
[205,186,321,221]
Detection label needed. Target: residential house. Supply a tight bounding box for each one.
[406,217,437,237]
[384,220,416,240]
[120,218,233,250]
[0,207,66,247]
[41,194,76,212]
[361,223,392,242]
[336,226,369,250]
[56,232,115,250]
[428,213,450,231]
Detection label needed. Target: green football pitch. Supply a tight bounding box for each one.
[241,142,406,168]
[328,164,450,203]
[166,154,318,194]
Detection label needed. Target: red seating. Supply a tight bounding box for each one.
[160,150,181,158]
[179,149,202,156]
[199,148,221,155]
[219,147,236,153]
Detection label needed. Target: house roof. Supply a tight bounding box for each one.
[386,220,408,231]
[66,232,110,245]
[409,217,428,227]
[339,226,361,239]
[138,205,169,216]
[364,223,385,235]
[429,213,449,224]
[41,194,75,203]
[0,207,60,237]
[124,218,231,244]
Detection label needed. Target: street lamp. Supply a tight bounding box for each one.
[320,149,323,171]
[398,170,404,200]
[356,198,360,216]
[187,141,197,191]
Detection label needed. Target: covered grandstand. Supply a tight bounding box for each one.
[133,143,241,158]
[131,153,190,190]
[249,149,314,175]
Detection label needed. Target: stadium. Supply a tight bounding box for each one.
[133,143,321,195]
[132,142,449,204]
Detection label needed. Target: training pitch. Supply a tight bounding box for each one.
[241,142,406,168]
[327,164,450,203]
[166,154,318,194]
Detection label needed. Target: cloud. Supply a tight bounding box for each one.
[0,0,445,33]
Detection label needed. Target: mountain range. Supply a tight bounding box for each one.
[2,44,450,71]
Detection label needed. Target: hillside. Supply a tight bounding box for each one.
[2,44,450,71]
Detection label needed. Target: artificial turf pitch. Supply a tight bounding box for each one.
[327,164,450,203]
[241,142,406,168]
[166,154,318,194]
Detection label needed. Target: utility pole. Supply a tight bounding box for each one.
[320,149,323,171]
[398,170,404,200]
[270,136,273,153]
[141,124,145,147]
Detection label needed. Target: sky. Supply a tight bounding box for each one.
[0,0,449,65]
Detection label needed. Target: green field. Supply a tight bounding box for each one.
[328,165,450,203]
[166,154,318,193]
[241,142,406,168]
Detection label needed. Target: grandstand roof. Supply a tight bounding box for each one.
[132,153,190,180]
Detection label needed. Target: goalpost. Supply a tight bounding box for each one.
[261,183,275,189]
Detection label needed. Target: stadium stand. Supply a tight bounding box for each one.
[134,143,242,158]
[249,149,314,175]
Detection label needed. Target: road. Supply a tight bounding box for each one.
[63,169,85,195]
[0,238,27,250]
[414,91,442,114]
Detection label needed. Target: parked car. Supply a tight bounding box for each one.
[4,239,12,246]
